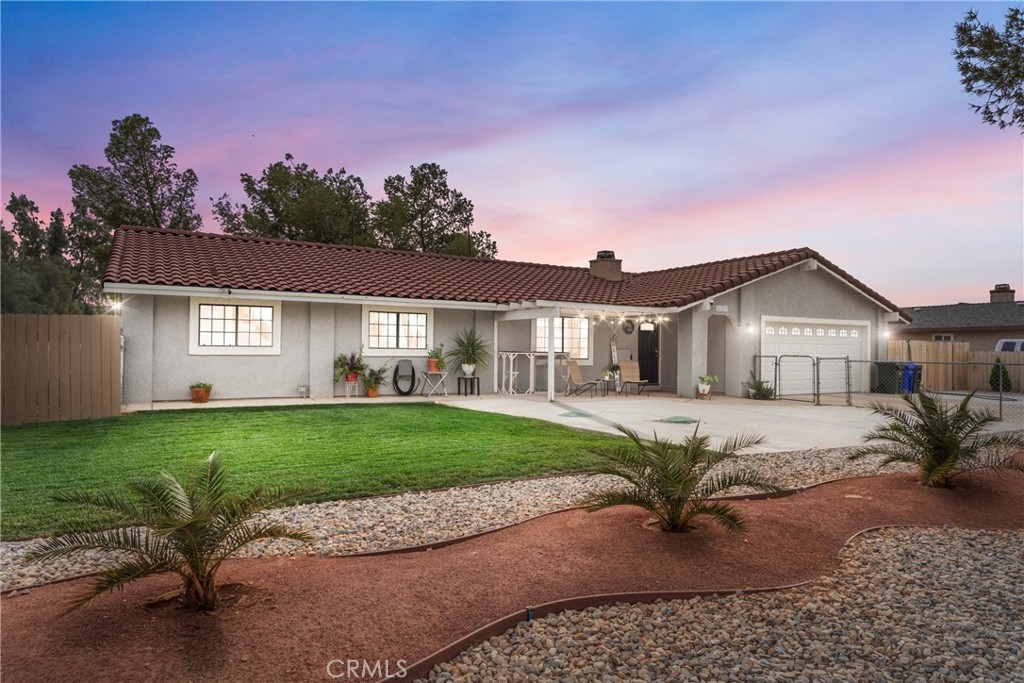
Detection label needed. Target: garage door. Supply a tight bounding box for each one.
[761,318,869,395]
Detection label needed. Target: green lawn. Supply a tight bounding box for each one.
[0,403,617,540]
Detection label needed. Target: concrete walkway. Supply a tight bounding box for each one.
[443,393,884,452]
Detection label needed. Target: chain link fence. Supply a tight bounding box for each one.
[753,355,1024,423]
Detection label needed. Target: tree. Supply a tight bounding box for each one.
[849,391,1024,487]
[69,114,202,232]
[28,453,319,612]
[1,194,96,314]
[953,7,1024,131]
[372,162,497,258]
[213,153,374,245]
[580,424,782,533]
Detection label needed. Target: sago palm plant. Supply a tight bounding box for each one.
[849,391,1024,488]
[581,424,783,533]
[28,453,319,611]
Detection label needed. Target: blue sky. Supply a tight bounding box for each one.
[2,1,1021,305]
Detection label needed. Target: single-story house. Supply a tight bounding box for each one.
[103,226,909,405]
[888,284,1024,352]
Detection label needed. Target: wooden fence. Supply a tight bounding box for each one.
[1,314,121,426]
[887,340,1024,392]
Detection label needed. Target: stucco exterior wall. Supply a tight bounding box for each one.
[147,297,312,402]
[674,265,893,398]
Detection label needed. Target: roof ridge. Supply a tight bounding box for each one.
[115,225,602,273]
[631,247,816,277]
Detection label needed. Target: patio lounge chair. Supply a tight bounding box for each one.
[565,359,600,397]
[618,360,649,396]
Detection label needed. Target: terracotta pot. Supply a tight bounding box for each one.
[345,373,359,383]
[366,386,380,398]
[191,387,210,403]
[427,358,439,373]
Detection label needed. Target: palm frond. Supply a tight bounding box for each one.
[688,500,748,533]
[64,556,180,613]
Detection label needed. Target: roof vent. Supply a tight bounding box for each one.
[990,283,1015,303]
[590,250,622,281]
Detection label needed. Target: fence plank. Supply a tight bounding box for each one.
[44,316,60,422]
[24,316,41,425]
[89,317,103,420]
[34,316,49,422]
[1,316,16,426]
[12,317,29,423]
[68,316,84,421]
[59,317,72,421]
[78,317,93,419]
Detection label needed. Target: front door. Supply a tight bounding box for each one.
[638,322,659,384]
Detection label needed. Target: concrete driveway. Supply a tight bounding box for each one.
[445,394,887,453]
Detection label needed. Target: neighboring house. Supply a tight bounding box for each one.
[888,284,1024,352]
[102,226,909,405]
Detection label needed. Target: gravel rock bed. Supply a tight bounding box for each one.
[1,446,909,591]
[419,527,1024,683]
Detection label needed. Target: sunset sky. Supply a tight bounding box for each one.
[2,1,1021,306]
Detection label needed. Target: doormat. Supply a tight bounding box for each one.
[559,411,590,417]
[658,416,698,424]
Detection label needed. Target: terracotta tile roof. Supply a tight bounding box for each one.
[104,226,906,316]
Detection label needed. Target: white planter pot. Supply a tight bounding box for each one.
[462,363,476,376]
[697,383,711,395]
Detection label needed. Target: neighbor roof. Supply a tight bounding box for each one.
[892,301,1024,332]
[104,226,906,315]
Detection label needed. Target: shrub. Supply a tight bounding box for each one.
[27,453,319,611]
[580,424,783,533]
[743,370,775,400]
[989,357,1012,392]
[849,390,1024,487]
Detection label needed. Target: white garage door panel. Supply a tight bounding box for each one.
[762,319,869,395]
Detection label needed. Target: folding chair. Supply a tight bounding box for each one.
[565,359,600,397]
[617,360,649,396]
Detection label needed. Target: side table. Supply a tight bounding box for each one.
[457,376,480,396]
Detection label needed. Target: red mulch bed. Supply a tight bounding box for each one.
[2,472,1022,683]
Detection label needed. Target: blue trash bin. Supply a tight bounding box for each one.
[901,363,918,393]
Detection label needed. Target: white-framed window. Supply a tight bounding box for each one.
[368,311,427,350]
[361,305,433,356]
[189,297,282,356]
[536,317,591,360]
[933,333,953,342]
[816,328,825,337]
[792,327,801,336]
[828,329,837,337]
[765,326,776,335]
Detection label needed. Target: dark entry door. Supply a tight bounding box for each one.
[638,323,659,384]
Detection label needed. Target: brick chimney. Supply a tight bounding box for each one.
[589,250,622,281]
[990,283,1015,303]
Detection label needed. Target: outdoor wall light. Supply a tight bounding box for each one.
[745,324,756,335]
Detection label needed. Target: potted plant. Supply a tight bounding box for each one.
[362,362,390,398]
[743,370,775,400]
[427,344,445,373]
[189,382,212,403]
[697,374,718,397]
[334,348,368,384]
[445,329,491,376]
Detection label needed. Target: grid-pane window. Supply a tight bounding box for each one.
[198,304,273,347]
[368,311,427,350]
[536,317,590,359]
